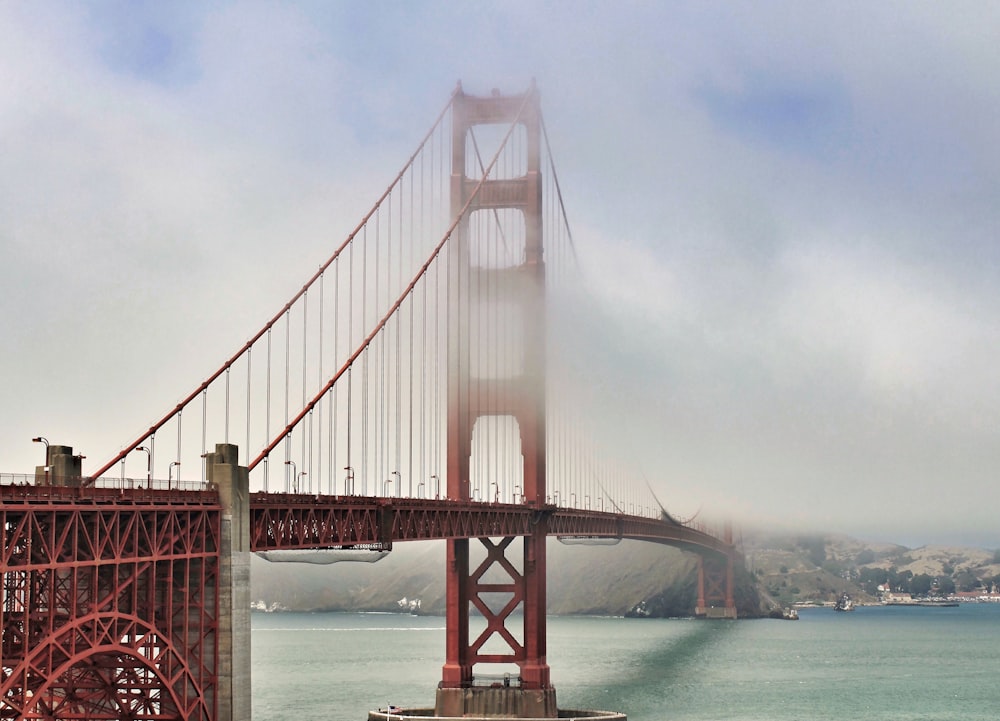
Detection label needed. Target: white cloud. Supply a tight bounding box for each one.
[2,1,998,545]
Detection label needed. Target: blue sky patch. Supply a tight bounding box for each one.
[697,76,852,159]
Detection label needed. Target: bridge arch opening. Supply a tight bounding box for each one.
[465,122,529,181]
[14,634,210,721]
[470,415,524,505]
[468,207,526,270]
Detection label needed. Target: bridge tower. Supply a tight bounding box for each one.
[437,84,555,718]
[695,524,737,619]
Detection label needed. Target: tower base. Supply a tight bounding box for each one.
[434,686,558,718]
[695,606,738,619]
[369,702,625,721]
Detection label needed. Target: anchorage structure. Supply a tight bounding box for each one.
[0,480,221,720]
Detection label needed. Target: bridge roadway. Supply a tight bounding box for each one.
[251,492,731,557]
[0,481,731,556]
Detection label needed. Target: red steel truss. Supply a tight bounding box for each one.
[0,485,221,720]
[1,485,734,721]
[249,494,732,557]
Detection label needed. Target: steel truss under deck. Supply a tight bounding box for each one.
[0,486,221,720]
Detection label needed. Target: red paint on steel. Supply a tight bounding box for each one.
[0,487,221,720]
[247,495,734,557]
[438,84,553,691]
[0,488,736,720]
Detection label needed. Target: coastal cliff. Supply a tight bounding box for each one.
[250,539,729,617]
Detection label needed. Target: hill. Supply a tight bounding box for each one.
[249,532,1000,616]
[250,539,723,617]
[745,532,1000,605]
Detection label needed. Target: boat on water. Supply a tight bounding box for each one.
[769,606,800,620]
[834,592,855,612]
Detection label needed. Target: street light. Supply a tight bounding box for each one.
[491,482,499,504]
[344,466,355,495]
[32,437,50,484]
[285,460,296,493]
[431,474,440,499]
[417,480,425,498]
[168,462,180,489]
[514,485,522,504]
[391,470,400,498]
[383,477,393,497]
[136,446,151,486]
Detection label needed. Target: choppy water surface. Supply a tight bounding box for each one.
[252,604,1000,721]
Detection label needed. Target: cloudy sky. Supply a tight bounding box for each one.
[2,1,998,547]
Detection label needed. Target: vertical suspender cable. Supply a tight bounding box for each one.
[246,349,252,468]
[265,328,272,491]
[374,211,382,491]
[302,291,308,485]
[176,410,182,487]
[407,157,415,496]
[364,225,378,489]
[284,309,291,491]
[224,367,230,444]
[201,389,207,481]
[318,273,324,490]
[331,260,338,495]
[397,177,404,497]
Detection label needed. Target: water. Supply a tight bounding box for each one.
[252,604,1000,721]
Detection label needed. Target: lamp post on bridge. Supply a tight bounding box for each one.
[391,470,401,498]
[136,446,151,487]
[417,480,425,498]
[32,436,49,484]
[431,474,439,499]
[383,477,393,497]
[168,461,180,489]
[344,466,354,495]
[285,460,295,493]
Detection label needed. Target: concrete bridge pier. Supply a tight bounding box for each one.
[34,444,82,485]
[206,443,252,721]
[435,685,558,719]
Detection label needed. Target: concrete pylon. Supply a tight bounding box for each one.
[35,444,82,486]
[206,443,252,721]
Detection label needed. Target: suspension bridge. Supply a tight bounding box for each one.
[1,83,740,721]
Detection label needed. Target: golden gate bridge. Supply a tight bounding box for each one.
[1,83,739,721]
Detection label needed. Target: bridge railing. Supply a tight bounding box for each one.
[0,473,210,493]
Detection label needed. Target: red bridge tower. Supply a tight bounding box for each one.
[437,84,555,718]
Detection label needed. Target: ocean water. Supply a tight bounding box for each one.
[251,603,1000,721]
